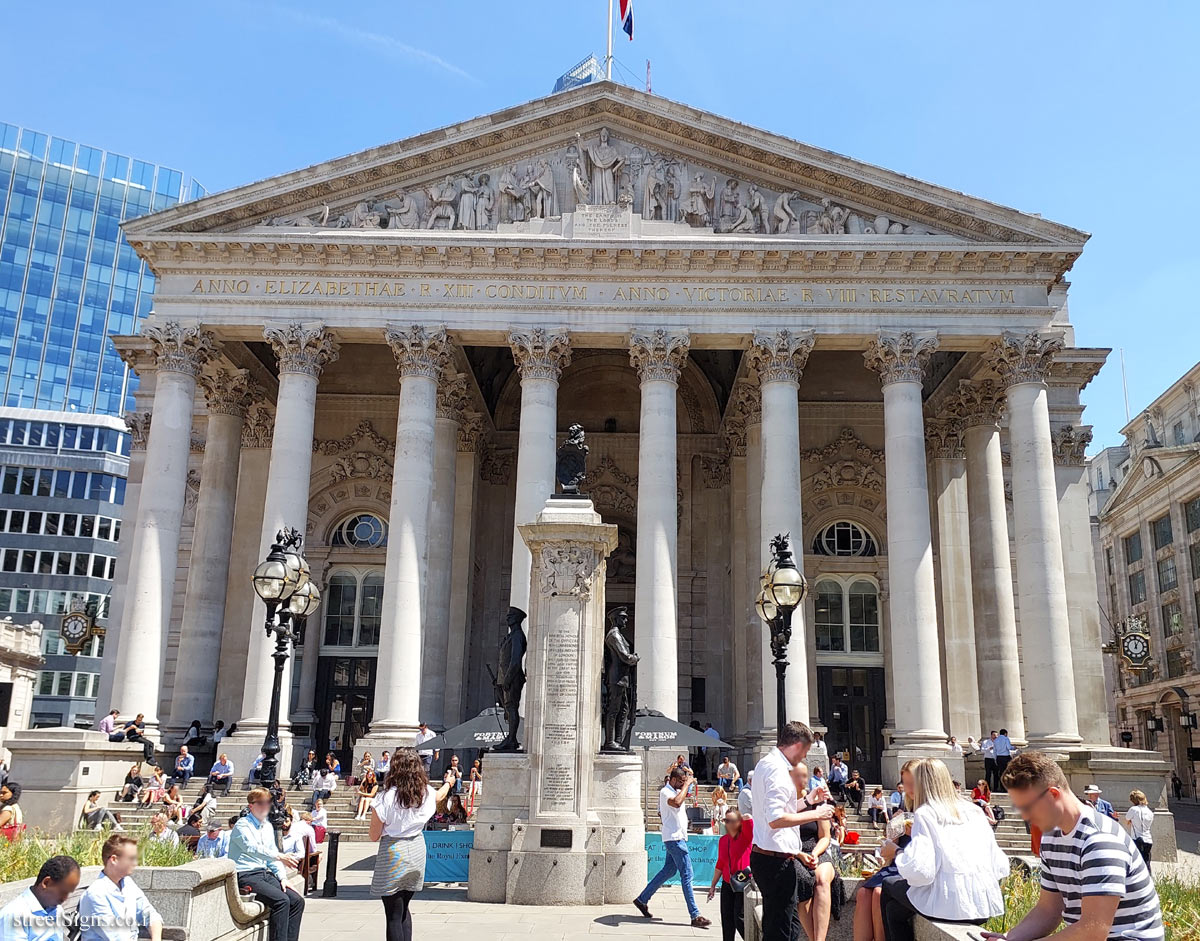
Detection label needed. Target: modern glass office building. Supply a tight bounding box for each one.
[0,122,204,728]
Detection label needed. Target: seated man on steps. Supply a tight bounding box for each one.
[228,788,305,941]
[208,753,235,797]
[172,746,194,787]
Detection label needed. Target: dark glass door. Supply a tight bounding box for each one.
[816,666,886,784]
[316,656,376,770]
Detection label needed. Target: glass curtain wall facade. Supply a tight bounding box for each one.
[0,122,204,728]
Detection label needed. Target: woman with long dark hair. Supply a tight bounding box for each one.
[368,748,454,941]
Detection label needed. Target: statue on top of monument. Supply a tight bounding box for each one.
[575,128,625,205]
[494,606,527,752]
[601,606,639,752]
[555,424,589,496]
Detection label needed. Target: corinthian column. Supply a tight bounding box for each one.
[165,369,260,736]
[629,329,690,718]
[370,324,449,739]
[989,331,1081,748]
[954,380,1025,742]
[508,329,571,612]
[109,322,217,731]
[864,331,947,751]
[748,329,814,726]
[237,323,339,742]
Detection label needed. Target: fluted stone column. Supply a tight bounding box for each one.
[864,331,947,751]
[955,380,1026,742]
[165,369,259,735]
[989,331,1081,748]
[749,329,815,726]
[725,412,750,741]
[109,323,216,731]
[1053,424,1108,745]
[629,329,690,718]
[926,419,981,740]
[421,372,470,728]
[739,385,766,736]
[370,325,449,739]
[507,329,571,614]
[444,414,483,725]
[237,323,338,742]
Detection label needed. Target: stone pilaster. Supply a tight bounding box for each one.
[629,329,689,719]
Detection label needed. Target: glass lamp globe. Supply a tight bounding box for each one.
[282,550,309,589]
[755,589,778,624]
[287,579,321,618]
[252,557,295,601]
[767,564,807,610]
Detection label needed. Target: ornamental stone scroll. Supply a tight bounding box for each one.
[124,412,152,451]
[1052,424,1093,466]
[384,324,450,379]
[264,321,340,378]
[949,379,1006,428]
[535,544,605,599]
[200,368,263,418]
[629,328,690,384]
[241,405,276,449]
[987,330,1066,388]
[748,329,815,385]
[509,328,572,382]
[863,330,939,385]
[144,321,219,377]
[436,371,472,421]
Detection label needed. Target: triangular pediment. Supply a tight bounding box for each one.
[123,82,1087,255]
[1102,445,1200,516]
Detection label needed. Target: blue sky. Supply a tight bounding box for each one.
[5,1,1196,449]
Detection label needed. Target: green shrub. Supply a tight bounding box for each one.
[0,826,194,883]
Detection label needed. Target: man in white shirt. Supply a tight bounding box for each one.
[631,766,711,928]
[414,721,439,775]
[79,834,163,941]
[750,721,835,941]
[375,750,390,775]
[808,731,829,770]
[703,723,723,782]
[981,731,998,792]
[0,854,79,941]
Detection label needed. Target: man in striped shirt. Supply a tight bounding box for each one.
[985,751,1162,941]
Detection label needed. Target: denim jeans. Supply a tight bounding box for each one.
[637,839,700,920]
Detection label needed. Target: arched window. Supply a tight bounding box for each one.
[331,513,388,548]
[322,570,383,648]
[811,521,877,557]
[814,577,880,653]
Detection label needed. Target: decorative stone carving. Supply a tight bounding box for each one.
[184,468,201,510]
[863,330,939,385]
[330,451,393,483]
[264,322,340,377]
[722,379,761,457]
[987,330,1065,387]
[701,453,731,488]
[591,483,636,515]
[190,432,205,453]
[124,412,151,451]
[802,427,884,465]
[497,165,527,223]
[524,160,557,219]
[314,419,394,456]
[200,368,261,418]
[1052,424,1093,466]
[681,173,714,227]
[555,424,589,496]
[425,176,458,229]
[331,200,381,229]
[536,545,604,598]
[509,329,572,381]
[241,405,275,449]
[629,329,690,383]
[456,412,484,452]
[949,379,1005,427]
[773,191,801,234]
[384,324,450,379]
[383,188,421,229]
[925,419,965,460]
[436,372,471,421]
[748,329,816,384]
[457,173,494,231]
[575,129,625,206]
[810,459,885,494]
[718,178,741,231]
[480,444,514,484]
[144,321,218,377]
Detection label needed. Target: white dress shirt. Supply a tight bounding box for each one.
[980,739,995,759]
[414,729,436,756]
[751,748,801,854]
[78,873,161,941]
[895,801,1009,920]
[0,887,63,941]
[371,785,438,838]
[658,784,688,842]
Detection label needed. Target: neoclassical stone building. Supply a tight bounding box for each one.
[99,82,1112,780]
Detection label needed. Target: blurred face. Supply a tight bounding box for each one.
[249,794,272,821]
[151,817,165,833]
[107,842,138,880]
[724,811,742,837]
[1009,783,1060,833]
[901,768,914,792]
[790,764,810,793]
[451,757,459,768]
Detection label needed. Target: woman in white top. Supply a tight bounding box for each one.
[1124,788,1155,870]
[369,748,454,941]
[877,757,1008,941]
[310,798,329,829]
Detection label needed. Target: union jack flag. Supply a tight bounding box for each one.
[619,0,633,40]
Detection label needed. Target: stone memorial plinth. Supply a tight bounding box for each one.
[1061,746,1177,860]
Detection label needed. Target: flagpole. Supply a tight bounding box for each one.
[606,0,614,80]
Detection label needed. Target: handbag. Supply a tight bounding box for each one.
[726,838,753,893]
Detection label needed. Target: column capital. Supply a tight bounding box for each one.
[509,328,572,381]
[987,330,1065,388]
[240,404,276,449]
[384,324,450,379]
[436,371,471,421]
[457,412,485,453]
[863,330,939,385]
[748,329,815,384]
[629,328,690,384]
[949,379,1006,428]
[264,321,340,377]
[200,368,262,419]
[124,411,152,451]
[722,378,761,456]
[1052,423,1093,466]
[925,418,965,459]
[144,321,219,377]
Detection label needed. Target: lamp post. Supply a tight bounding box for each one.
[251,527,321,842]
[755,533,808,729]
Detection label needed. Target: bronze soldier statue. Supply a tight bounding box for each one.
[602,606,639,751]
[494,606,527,752]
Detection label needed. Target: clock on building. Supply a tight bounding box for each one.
[1117,616,1152,669]
[60,604,100,655]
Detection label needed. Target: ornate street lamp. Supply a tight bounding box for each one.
[755,533,808,728]
[251,527,320,841]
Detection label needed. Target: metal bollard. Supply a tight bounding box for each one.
[321,831,341,898]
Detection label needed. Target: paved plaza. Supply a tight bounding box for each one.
[301,842,715,940]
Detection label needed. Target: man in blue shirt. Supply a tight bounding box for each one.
[993,728,1013,791]
[79,834,162,941]
[0,854,79,941]
[827,756,848,800]
[228,788,303,941]
[207,754,234,797]
[195,822,227,859]
[889,781,906,812]
[172,747,194,787]
[702,723,723,783]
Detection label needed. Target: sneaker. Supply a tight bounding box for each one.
[633,899,652,919]
[691,916,712,928]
